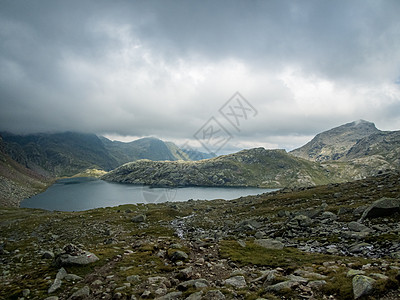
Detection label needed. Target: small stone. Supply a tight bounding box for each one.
[141,290,152,298]
[42,251,55,259]
[169,250,188,261]
[202,290,225,299]
[177,266,193,280]
[70,286,90,299]
[178,279,210,290]
[347,269,366,277]
[348,221,371,232]
[307,280,327,289]
[154,291,183,300]
[237,240,246,248]
[22,289,30,297]
[186,291,203,300]
[223,275,247,289]
[64,274,83,281]
[48,279,62,294]
[56,267,67,280]
[126,275,140,282]
[131,215,146,223]
[265,280,298,292]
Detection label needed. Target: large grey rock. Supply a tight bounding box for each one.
[352,275,375,299]
[223,275,247,288]
[55,251,99,266]
[54,244,99,267]
[255,239,284,250]
[359,198,400,221]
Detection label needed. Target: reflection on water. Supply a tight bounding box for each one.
[21,177,276,212]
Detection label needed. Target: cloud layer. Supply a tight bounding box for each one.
[1,0,400,153]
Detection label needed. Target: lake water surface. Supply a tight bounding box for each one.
[21,177,276,211]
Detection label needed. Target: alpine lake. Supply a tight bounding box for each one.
[21,177,276,211]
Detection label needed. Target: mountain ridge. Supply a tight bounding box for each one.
[290,120,381,161]
[1,132,213,177]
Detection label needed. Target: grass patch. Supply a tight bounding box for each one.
[219,240,343,268]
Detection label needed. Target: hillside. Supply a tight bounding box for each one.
[0,136,50,207]
[345,130,400,167]
[1,133,212,178]
[1,172,400,299]
[102,147,334,188]
[290,120,381,161]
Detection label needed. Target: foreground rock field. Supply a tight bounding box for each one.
[1,171,400,299]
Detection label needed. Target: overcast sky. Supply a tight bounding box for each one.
[1,0,400,154]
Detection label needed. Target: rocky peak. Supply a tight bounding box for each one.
[290,120,381,161]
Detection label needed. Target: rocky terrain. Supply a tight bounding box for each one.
[101,148,334,188]
[291,120,400,172]
[0,136,51,207]
[290,120,381,162]
[1,171,400,299]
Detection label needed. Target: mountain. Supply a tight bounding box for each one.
[0,136,50,206]
[1,132,214,177]
[101,147,333,188]
[290,120,381,161]
[1,132,118,177]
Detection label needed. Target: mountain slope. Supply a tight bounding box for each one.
[0,136,50,207]
[1,133,213,178]
[101,147,333,188]
[290,120,380,161]
[345,130,400,167]
[2,132,118,177]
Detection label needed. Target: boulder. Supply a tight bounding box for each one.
[359,198,400,221]
[54,244,99,267]
[255,239,284,250]
[352,275,375,299]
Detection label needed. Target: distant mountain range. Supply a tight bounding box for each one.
[103,120,400,188]
[1,120,400,206]
[0,132,213,177]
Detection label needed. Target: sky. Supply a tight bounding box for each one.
[1,0,400,155]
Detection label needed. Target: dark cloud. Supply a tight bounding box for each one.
[1,0,399,153]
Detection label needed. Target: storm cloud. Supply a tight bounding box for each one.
[1,0,400,153]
